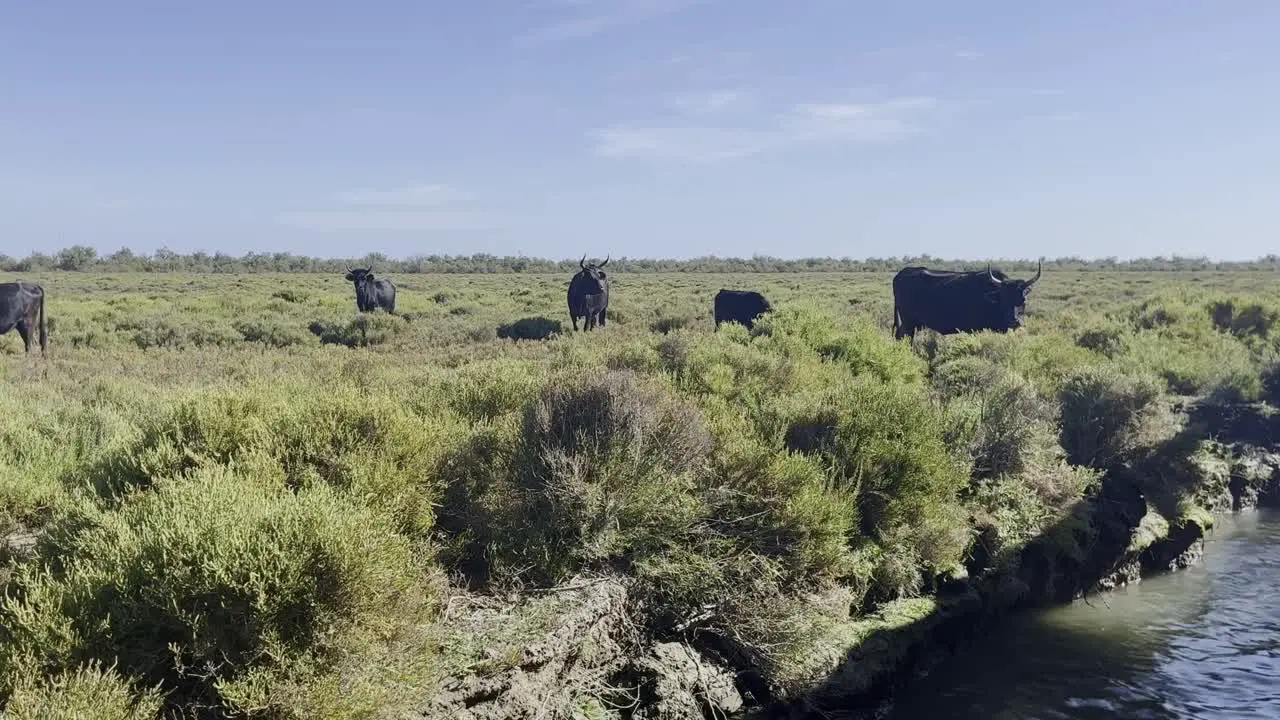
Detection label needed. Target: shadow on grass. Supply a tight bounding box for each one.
[497,317,563,341]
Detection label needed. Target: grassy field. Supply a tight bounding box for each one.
[2,268,1280,718]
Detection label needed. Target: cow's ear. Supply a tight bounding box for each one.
[365,272,376,281]
[345,272,355,281]
[1022,285,1033,298]
[598,271,607,278]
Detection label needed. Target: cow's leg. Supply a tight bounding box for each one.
[893,315,910,340]
[597,310,606,328]
[16,322,31,353]
[571,314,579,331]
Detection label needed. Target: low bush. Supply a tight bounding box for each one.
[235,318,312,348]
[120,317,242,350]
[271,289,308,304]
[0,469,438,718]
[649,315,692,334]
[510,369,711,582]
[94,388,466,539]
[308,313,405,347]
[780,378,971,599]
[3,661,162,720]
[1058,366,1166,469]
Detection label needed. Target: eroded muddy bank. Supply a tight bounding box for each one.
[758,402,1280,720]
[419,402,1280,720]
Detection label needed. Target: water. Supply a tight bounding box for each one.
[889,509,1280,720]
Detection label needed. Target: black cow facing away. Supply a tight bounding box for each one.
[0,281,48,356]
[892,259,1043,340]
[567,255,609,331]
[344,267,396,313]
[714,289,772,330]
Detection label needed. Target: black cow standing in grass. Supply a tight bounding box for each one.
[0,281,48,356]
[567,255,609,331]
[892,259,1043,340]
[714,289,772,330]
[344,266,396,313]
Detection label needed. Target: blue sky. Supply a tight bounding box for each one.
[3,0,1278,261]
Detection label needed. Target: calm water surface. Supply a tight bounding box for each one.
[889,509,1280,720]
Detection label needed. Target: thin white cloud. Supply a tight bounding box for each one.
[278,183,491,231]
[275,210,492,231]
[592,96,937,163]
[337,183,468,206]
[781,98,936,141]
[517,0,709,46]
[1040,112,1084,122]
[665,89,745,115]
[592,126,769,163]
[954,50,983,59]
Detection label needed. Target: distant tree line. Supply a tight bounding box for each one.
[2,245,1279,274]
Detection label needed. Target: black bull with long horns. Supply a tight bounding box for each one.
[343,265,397,313]
[567,255,610,331]
[892,259,1043,340]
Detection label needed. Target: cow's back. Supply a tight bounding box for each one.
[714,289,768,325]
[0,282,37,326]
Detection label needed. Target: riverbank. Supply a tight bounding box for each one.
[759,399,1280,720]
[886,507,1280,719]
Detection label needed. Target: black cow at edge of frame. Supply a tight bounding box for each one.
[713,289,772,330]
[567,255,609,331]
[892,258,1043,340]
[344,266,397,313]
[0,281,48,356]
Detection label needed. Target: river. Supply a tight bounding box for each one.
[888,509,1280,720]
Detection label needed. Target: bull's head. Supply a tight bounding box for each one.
[984,258,1043,330]
[576,254,610,291]
[344,266,378,309]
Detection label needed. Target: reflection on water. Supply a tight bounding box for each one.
[888,510,1280,720]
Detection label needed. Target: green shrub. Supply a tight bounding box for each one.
[1118,329,1259,397]
[235,319,312,348]
[507,369,711,582]
[3,661,162,720]
[308,314,405,347]
[966,369,1058,479]
[930,331,1096,398]
[781,378,971,598]
[97,388,465,539]
[1261,360,1280,405]
[1059,367,1166,469]
[271,289,308,304]
[0,469,437,718]
[120,317,241,350]
[649,315,692,334]
[656,334,690,373]
[700,425,856,584]
[815,317,927,385]
[1076,324,1128,357]
[932,356,1006,403]
[1208,297,1280,343]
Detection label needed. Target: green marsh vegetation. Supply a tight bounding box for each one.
[3,264,1280,717]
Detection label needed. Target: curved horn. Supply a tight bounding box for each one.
[987,263,1002,285]
[1028,258,1043,286]
[599,254,609,268]
[580,254,587,270]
